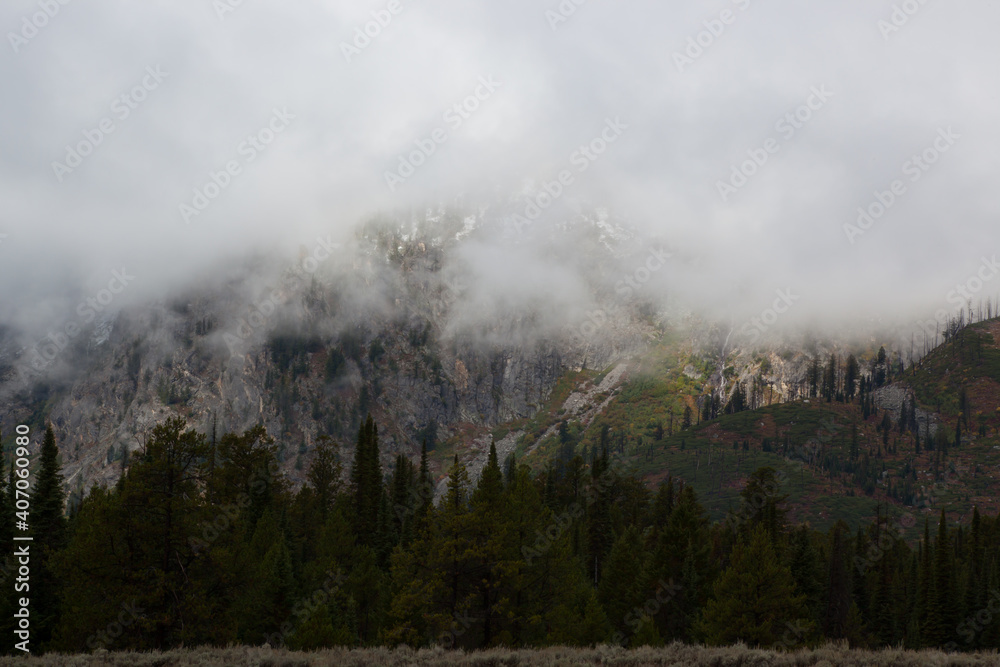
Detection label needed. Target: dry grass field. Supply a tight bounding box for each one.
[3,643,1000,667]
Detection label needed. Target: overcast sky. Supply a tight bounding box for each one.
[1,0,998,338]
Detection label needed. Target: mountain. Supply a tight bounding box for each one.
[1,209,996,534]
[0,208,655,505]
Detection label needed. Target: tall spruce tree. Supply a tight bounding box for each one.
[351,415,383,543]
[30,425,67,649]
[696,525,808,646]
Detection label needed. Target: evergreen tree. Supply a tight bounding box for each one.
[808,357,820,398]
[55,418,216,650]
[351,415,383,544]
[231,508,295,643]
[874,346,888,388]
[737,467,788,548]
[308,434,343,524]
[823,522,851,639]
[845,354,859,399]
[696,525,808,646]
[924,509,954,646]
[642,485,709,641]
[585,445,613,584]
[598,527,646,643]
[30,425,67,649]
[822,353,837,402]
[789,525,823,625]
[31,425,67,546]
[473,443,504,508]
[390,453,415,545]
[416,439,433,527]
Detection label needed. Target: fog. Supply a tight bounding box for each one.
[2,0,999,348]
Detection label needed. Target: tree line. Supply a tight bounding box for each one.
[2,417,1000,653]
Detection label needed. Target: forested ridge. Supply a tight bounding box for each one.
[3,410,1000,655]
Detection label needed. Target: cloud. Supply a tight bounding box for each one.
[1,0,999,342]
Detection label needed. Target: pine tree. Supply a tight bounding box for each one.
[586,445,613,584]
[823,353,837,401]
[808,357,820,398]
[416,439,433,527]
[875,346,888,387]
[390,453,415,545]
[474,443,504,507]
[309,434,343,524]
[232,508,295,643]
[789,525,823,625]
[351,415,383,544]
[466,442,508,647]
[642,485,708,641]
[924,509,954,646]
[651,478,675,531]
[30,425,67,649]
[598,527,646,642]
[696,525,808,646]
[55,418,216,650]
[823,522,851,639]
[965,507,983,647]
[32,425,67,547]
[845,354,859,399]
[737,467,788,547]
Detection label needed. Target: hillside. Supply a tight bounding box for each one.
[513,317,1000,536]
[2,212,997,538]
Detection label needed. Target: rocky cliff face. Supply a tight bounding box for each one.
[0,208,903,502]
[0,209,655,500]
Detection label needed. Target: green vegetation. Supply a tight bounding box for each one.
[4,413,1000,655]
